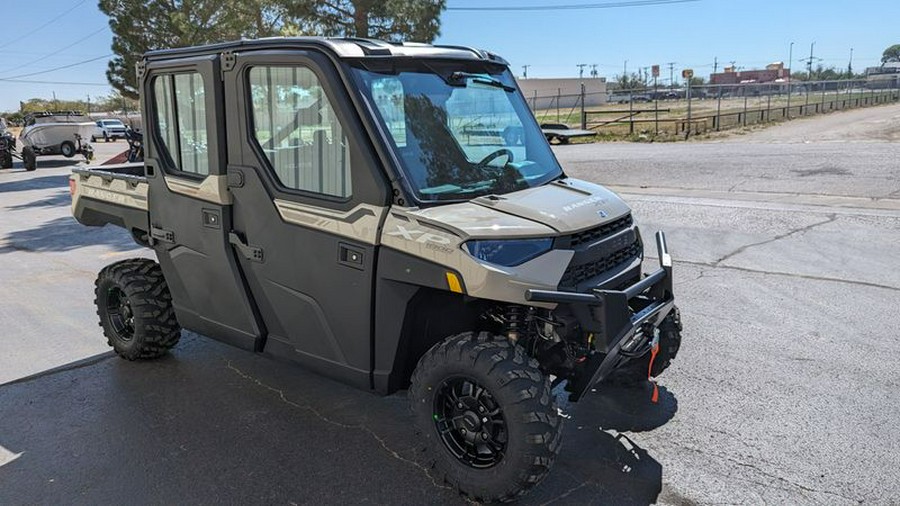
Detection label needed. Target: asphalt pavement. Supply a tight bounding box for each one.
[2,106,899,504]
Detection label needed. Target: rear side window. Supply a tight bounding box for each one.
[248,66,351,198]
[152,73,209,176]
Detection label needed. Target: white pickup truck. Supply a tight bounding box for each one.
[91,118,128,142]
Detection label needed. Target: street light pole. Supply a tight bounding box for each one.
[787,42,794,119]
[848,48,854,78]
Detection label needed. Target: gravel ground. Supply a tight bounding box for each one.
[1,107,899,505]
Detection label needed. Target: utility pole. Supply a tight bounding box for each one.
[807,41,816,78]
[87,94,91,114]
[577,63,587,79]
[667,62,676,88]
[623,60,628,78]
[590,64,599,78]
[713,56,718,74]
[522,65,530,78]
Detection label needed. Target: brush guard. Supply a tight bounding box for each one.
[525,231,676,401]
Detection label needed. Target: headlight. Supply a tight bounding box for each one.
[464,238,553,267]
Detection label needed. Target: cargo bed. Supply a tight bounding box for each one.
[70,162,150,244]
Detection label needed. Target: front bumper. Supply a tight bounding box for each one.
[525,231,676,400]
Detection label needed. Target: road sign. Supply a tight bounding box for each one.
[682,69,694,79]
[652,65,660,78]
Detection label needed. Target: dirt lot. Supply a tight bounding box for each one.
[1,107,899,504]
[725,101,900,143]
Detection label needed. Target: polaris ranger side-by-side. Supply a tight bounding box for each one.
[71,38,682,503]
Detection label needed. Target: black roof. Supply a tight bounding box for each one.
[144,37,508,65]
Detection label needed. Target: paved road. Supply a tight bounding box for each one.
[1,107,899,504]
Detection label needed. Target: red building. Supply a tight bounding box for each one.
[710,63,790,85]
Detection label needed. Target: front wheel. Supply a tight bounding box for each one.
[95,258,181,360]
[409,332,562,503]
[22,146,37,171]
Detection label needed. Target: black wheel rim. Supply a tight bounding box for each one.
[106,287,135,341]
[433,376,507,469]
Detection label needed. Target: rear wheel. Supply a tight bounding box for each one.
[60,141,76,158]
[22,146,37,171]
[95,258,181,360]
[410,332,562,503]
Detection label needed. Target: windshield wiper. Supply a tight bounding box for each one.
[448,72,515,92]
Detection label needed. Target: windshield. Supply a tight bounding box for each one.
[351,62,563,202]
[104,120,124,126]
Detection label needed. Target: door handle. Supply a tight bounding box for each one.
[229,232,264,262]
[338,243,364,270]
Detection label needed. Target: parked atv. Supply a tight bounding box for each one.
[0,121,14,169]
[70,37,683,503]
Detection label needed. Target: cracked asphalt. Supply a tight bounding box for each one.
[2,105,899,505]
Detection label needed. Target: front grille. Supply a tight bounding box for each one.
[569,214,633,248]
[560,240,642,287]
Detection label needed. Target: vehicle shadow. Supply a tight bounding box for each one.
[4,189,70,210]
[0,335,674,505]
[520,384,676,505]
[0,216,138,254]
[0,174,70,193]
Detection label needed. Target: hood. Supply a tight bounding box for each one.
[409,178,631,239]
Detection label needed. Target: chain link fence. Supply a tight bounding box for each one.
[526,78,900,138]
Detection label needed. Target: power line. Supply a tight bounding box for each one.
[0,26,109,76]
[0,78,108,86]
[447,0,699,11]
[0,0,88,50]
[0,54,113,81]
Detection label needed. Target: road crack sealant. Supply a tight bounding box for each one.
[223,359,478,504]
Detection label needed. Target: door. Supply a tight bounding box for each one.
[143,55,264,350]
[223,51,390,388]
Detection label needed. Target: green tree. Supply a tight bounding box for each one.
[99,0,446,99]
[286,0,446,41]
[615,72,646,90]
[882,44,900,64]
[98,0,287,99]
[19,97,88,113]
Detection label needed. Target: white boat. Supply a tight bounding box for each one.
[19,112,96,158]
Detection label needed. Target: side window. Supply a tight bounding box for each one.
[152,73,209,176]
[248,66,351,198]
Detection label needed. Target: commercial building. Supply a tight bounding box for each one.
[865,63,900,89]
[516,78,609,108]
[710,62,790,85]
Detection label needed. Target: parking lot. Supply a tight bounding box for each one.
[1,104,899,504]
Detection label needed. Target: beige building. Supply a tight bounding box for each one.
[516,78,609,109]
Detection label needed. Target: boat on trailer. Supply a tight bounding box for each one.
[16,112,94,169]
[19,112,95,158]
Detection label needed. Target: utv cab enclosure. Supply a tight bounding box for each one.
[71,37,682,503]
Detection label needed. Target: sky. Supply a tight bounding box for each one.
[1,0,898,111]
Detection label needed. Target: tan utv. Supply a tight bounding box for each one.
[70,37,682,503]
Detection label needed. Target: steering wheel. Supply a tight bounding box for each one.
[475,148,514,169]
